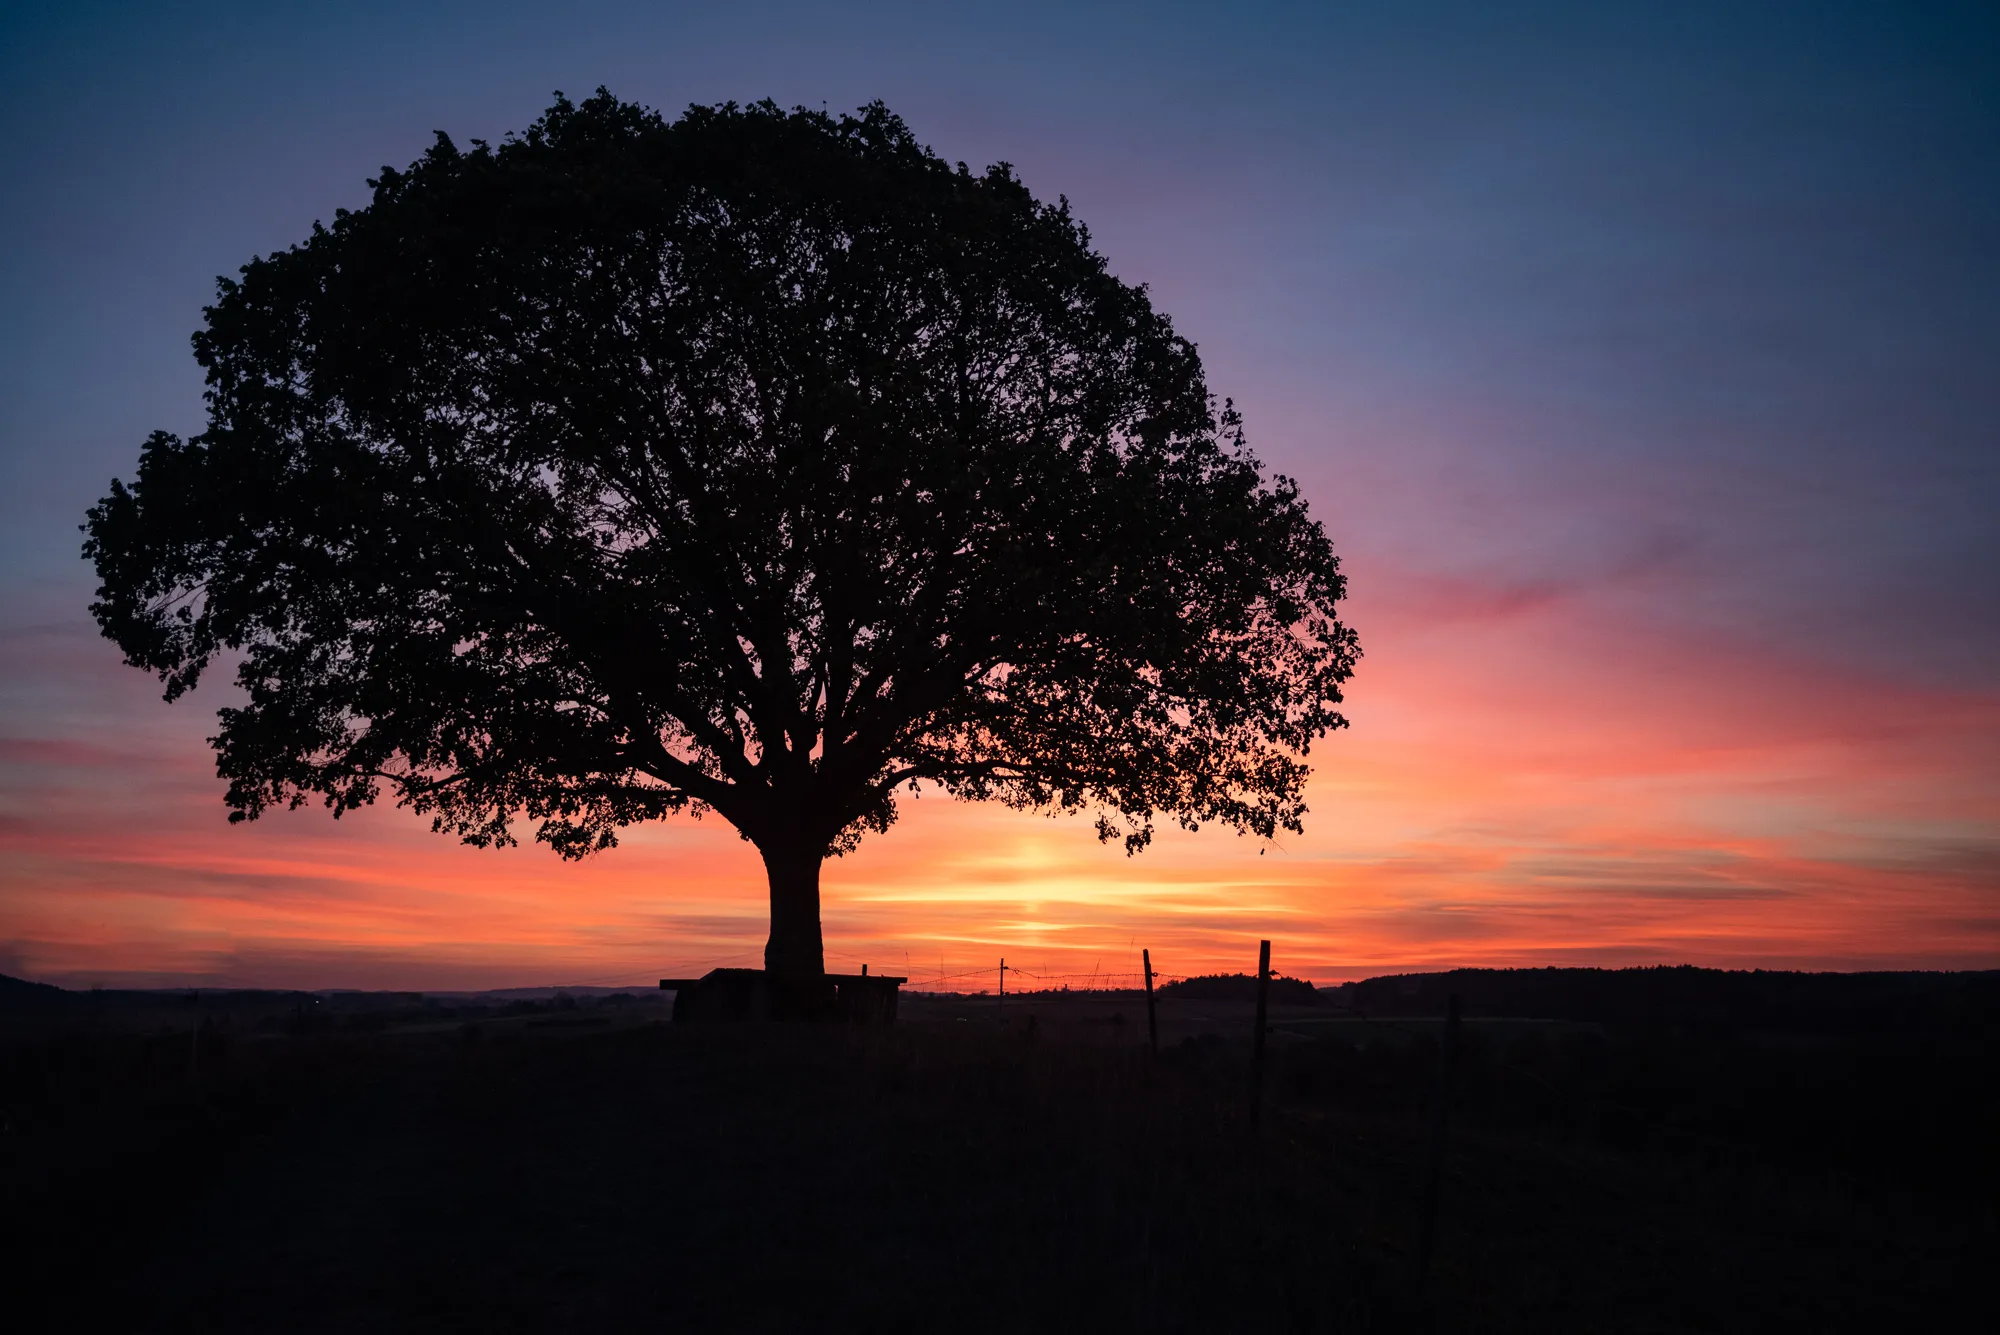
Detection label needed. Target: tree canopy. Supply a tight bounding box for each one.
[84,92,1359,980]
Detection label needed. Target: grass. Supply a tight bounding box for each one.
[4,986,1994,1331]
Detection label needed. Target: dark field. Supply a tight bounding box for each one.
[5,970,1995,1332]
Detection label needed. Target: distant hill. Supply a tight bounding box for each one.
[8,966,1996,1032]
[1145,965,2000,1034]
[0,973,70,1011]
[1331,965,2000,1032]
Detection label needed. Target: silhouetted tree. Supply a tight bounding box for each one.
[84,93,1359,986]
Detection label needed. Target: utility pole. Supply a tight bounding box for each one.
[1250,940,1272,1129]
[998,957,1006,1023]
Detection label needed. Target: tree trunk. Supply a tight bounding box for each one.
[761,839,826,983]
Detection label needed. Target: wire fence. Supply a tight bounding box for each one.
[802,943,1197,993]
[547,947,1257,994]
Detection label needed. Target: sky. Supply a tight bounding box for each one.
[2,0,1996,990]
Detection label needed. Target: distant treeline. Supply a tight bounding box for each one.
[1157,973,1324,1005]
[1337,965,2000,1032]
[1153,965,2000,1032]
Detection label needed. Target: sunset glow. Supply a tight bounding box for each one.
[6,534,1992,989]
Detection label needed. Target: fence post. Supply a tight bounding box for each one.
[1143,949,1159,1058]
[1250,939,1272,1129]
[1416,991,1462,1293]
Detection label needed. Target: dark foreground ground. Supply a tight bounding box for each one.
[4,971,1995,1332]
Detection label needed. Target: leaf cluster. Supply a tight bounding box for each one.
[84,92,1359,862]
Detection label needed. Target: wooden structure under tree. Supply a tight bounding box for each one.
[660,968,906,1024]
